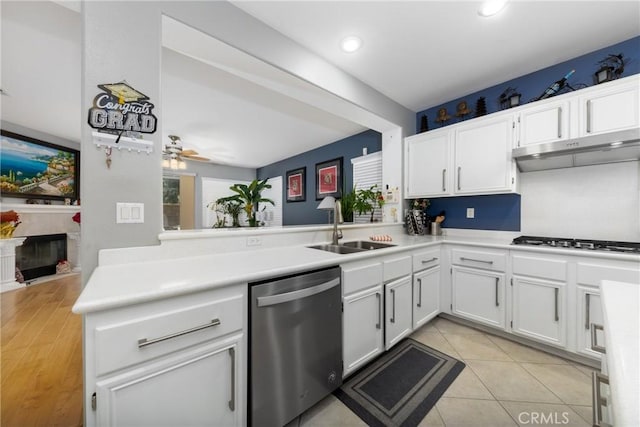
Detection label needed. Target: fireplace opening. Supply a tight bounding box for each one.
[15,233,68,282]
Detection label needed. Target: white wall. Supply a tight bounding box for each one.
[520,161,640,241]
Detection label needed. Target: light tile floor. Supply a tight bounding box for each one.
[292,317,597,427]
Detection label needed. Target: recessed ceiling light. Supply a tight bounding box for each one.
[478,0,508,17]
[341,36,363,53]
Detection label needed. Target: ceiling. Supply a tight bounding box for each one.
[2,1,639,169]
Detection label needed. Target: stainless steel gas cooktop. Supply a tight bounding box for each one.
[512,236,640,254]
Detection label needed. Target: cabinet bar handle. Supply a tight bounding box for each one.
[137,318,221,348]
[390,288,396,323]
[417,278,422,308]
[590,323,606,354]
[585,293,591,330]
[586,100,592,133]
[557,107,562,138]
[442,169,446,192]
[554,288,559,322]
[457,167,461,190]
[495,278,499,307]
[460,257,493,265]
[228,347,235,411]
[592,371,610,427]
[376,292,381,329]
[421,257,438,264]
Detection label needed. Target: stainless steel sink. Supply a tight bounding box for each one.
[307,240,395,254]
[341,240,396,250]
[307,244,366,254]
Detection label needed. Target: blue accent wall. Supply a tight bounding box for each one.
[258,130,382,225]
[413,36,639,232]
[428,194,521,231]
[416,36,640,132]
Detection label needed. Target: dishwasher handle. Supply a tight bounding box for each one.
[257,277,340,307]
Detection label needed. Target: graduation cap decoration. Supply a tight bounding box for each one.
[98,82,149,104]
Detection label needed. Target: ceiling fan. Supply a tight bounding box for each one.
[163,135,211,164]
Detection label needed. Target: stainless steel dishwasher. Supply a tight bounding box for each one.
[250,266,342,427]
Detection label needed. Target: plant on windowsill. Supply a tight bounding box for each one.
[354,184,385,222]
[340,187,356,223]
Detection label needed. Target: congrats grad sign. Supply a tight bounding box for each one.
[87,82,158,134]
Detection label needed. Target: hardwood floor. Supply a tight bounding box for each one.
[1,274,83,427]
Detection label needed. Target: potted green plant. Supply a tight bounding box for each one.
[340,187,356,223]
[354,184,385,222]
[217,179,275,227]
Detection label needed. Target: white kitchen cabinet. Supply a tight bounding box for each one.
[342,259,384,376]
[454,114,516,195]
[413,266,440,329]
[517,99,570,147]
[576,285,604,359]
[83,283,247,427]
[511,252,568,348]
[511,277,566,348]
[95,335,242,427]
[385,275,413,349]
[405,128,451,197]
[575,260,639,360]
[579,76,640,136]
[343,285,384,376]
[451,266,505,329]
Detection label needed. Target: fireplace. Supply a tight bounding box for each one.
[15,234,67,281]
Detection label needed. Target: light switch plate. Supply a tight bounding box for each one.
[466,207,475,219]
[117,203,144,224]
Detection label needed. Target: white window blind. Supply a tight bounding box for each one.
[351,151,383,223]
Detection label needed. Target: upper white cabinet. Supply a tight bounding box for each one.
[454,114,516,195]
[405,128,451,197]
[516,99,570,147]
[405,113,517,198]
[579,76,640,136]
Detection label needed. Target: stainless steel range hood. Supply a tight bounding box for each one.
[513,128,640,172]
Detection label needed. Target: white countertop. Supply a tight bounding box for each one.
[600,280,640,426]
[73,230,639,315]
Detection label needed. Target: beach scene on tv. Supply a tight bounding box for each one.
[0,134,77,198]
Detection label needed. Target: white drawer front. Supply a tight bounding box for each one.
[577,262,640,287]
[452,248,506,272]
[342,262,383,295]
[412,249,440,272]
[95,294,243,376]
[512,254,567,281]
[383,255,412,283]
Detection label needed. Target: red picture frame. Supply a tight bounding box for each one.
[286,167,306,202]
[315,158,342,200]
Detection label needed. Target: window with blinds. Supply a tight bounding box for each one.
[351,151,383,223]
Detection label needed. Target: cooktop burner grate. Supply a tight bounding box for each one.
[512,236,640,253]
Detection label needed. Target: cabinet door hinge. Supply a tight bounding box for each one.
[91,392,97,411]
[511,177,515,184]
[450,267,452,275]
[510,320,513,328]
[510,278,513,286]
[450,303,453,310]
[341,302,344,313]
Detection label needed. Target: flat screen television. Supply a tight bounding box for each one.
[0,130,80,201]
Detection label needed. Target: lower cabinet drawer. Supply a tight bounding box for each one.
[95,294,243,376]
[383,255,412,283]
[452,248,506,271]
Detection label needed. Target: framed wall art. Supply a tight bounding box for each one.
[315,157,342,200]
[0,130,80,201]
[286,167,306,202]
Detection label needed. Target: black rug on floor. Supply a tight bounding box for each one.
[334,338,465,427]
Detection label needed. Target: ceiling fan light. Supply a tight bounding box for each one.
[178,160,187,170]
[170,158,179,170]
[162,158,170,168]
[341,36,363,53]
[479,0,507,17]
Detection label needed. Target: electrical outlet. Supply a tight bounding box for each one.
[466,208,475,219]
[247,237,262,247]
